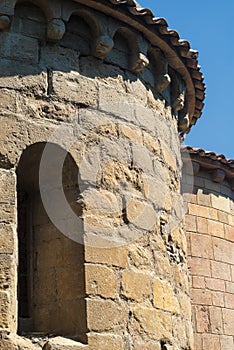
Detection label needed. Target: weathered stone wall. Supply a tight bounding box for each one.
[183,169,234,350]
[0,1,193,349]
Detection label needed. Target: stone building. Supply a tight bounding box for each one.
[0,0,233,349]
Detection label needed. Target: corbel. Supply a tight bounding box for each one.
[130,52,149,74]
[170,71,186,112]
[149,47,171,93]
[0,15,11,30]
[47,18,66,42]
[130,34,149,74]
[211,169,226,183]
[92,34,114,59]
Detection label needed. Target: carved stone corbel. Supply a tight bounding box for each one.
[47,19,66,42]
[149,48,171,93]
[130,52,149,74]
[212,169,226,183]
[178,110,190,132]
[92,35,114,59]
[0,15,11,30]
[171,71,186,112]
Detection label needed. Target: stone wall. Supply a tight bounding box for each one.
[183,167,234,350]
[0,1,194,349]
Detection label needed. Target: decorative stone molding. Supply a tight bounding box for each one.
[92,35,114,59]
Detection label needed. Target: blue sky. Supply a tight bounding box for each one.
[140,1,234,159]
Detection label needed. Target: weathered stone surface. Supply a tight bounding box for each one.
[0,32,39,63]
[87,299,126,332]
[153,278,180,314]
[43,337,88,350]
[53,71,98,106]
[121,269,151,301]
[133,305,172,340]
[88,333,124,350]
[85,264,118,299]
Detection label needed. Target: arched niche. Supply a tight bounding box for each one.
[10,1,47,41]
[106,27,138,71]
[16,142,87,343]
[60,11,100,55]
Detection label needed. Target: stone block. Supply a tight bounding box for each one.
[53,71,98,106]
[0,254,16,291]
[205,278,225,292]
[185,215,197,232]
[0,32,39,63]
[88,332,124,350]
[0,58,47,93]
[85,245,128,268]
[192,276,206,289]
[0,291,11,329]
[134,107,157,135]
[211,194,231,213]
[194,305,210,333]
[119,123,143,145]
[225,224,234,242]
[0,89,17,114]
[190,233,213,259]
[209,306,223,334]
[85,264,118,299]
[86,299,126,332]
[207,220,224,238]
[43,337,88,350]
[196,217,208,234]
[0,224,15,254]
[224,293,234,309]
[211,261,231,281]
[225,281,234,293]
[202,334,220,350]
[222,308,234,335]
[121,269,151,302]
[40,45,80,72]
[212,291,225,307]
[0,170,16,204]
[188,257,211,277]
[220,335,234,350]
[133,339,161,350]
[133,305,172,340]
[153,278,180,313]
[98,81,136,121]
[192,289,212,305]
[126,198,156,230]
[213,237,234,264]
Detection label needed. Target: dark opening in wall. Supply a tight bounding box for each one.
[16,142,87,343]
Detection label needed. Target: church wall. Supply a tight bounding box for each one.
[183,168,234,350]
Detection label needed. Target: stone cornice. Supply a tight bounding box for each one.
[0,0,205,133]
[182,146,234,190]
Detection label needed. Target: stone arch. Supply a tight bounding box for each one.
[10,1,47,41]
[106,26,139,71]
[16,142,87,342]
[11,0,53,20]
[60,10,100,55]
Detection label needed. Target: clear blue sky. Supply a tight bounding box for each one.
[140,1,234,159]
